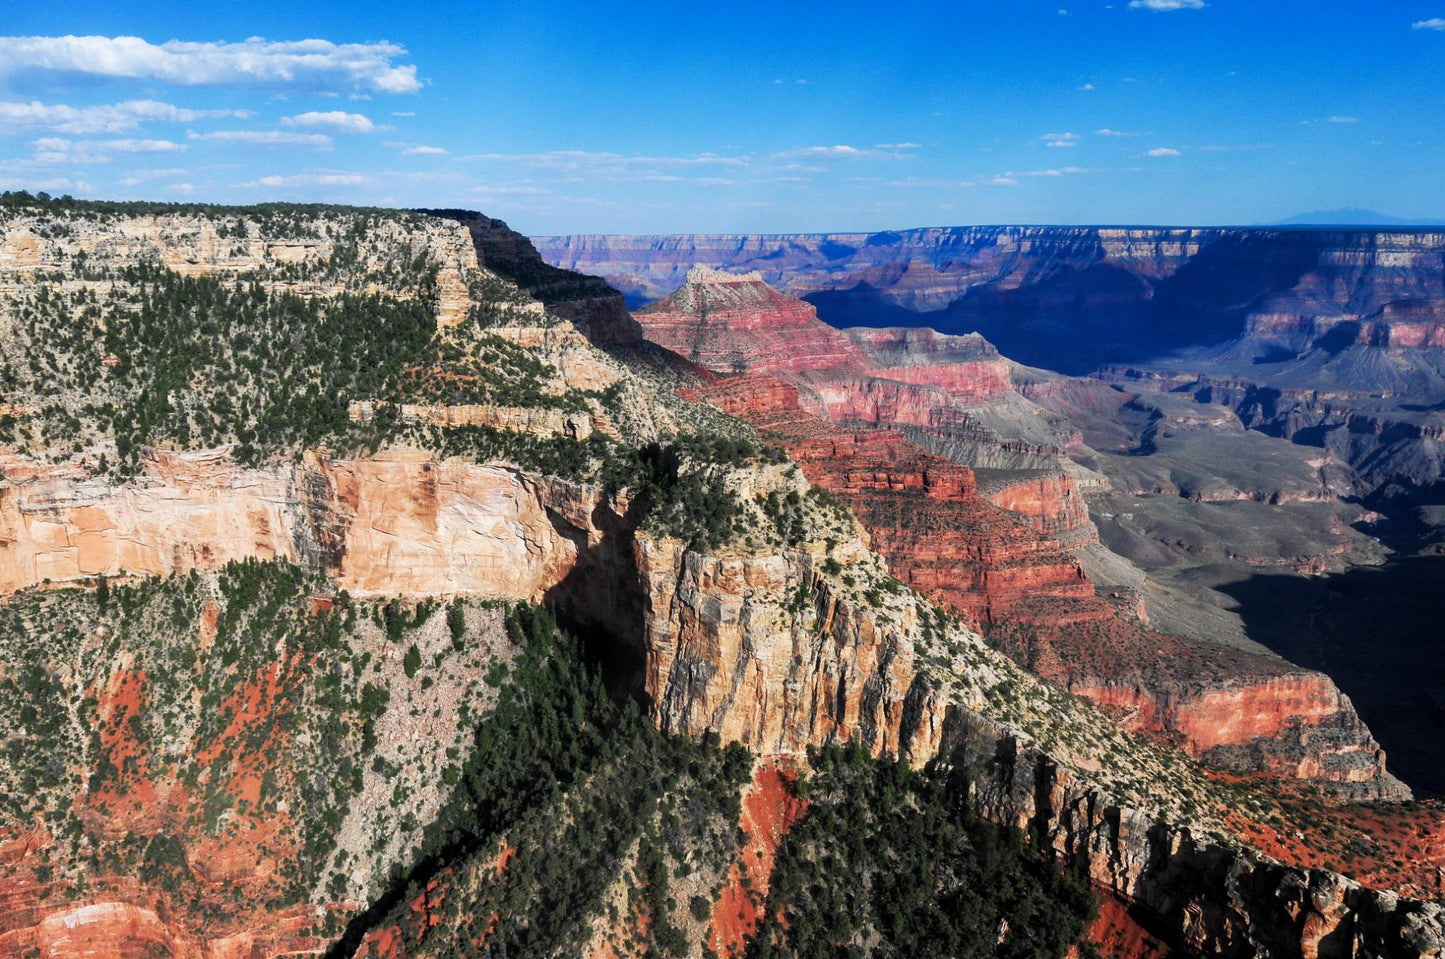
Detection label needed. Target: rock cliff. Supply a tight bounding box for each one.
[0,448,613,600]
[632,454,1442,956]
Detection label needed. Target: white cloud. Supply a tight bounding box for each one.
[465,150,750,173]
[1043,132,1080,148]
[998,167,1088,179]
[990,176,1019,185]
[189,129,331,148]
[247,172,370,188]
[1129,0,1205,9]
[0,175,81,191]
[281,110,375,133]
[119,167,190,184]
[1326,115,1359,123]
[391,111,416,117]
[102,138,187,153]
[888,176,977,189]
[1096,128,1144,136]
[874,142,921,149]
[774,144,875,159]
[29,136,185,163]
[471,184,552,196]
[0,98,244,134]
[1147,146,1182,157]
[1078,83,1095,91]
[402,145,448,156]
[1411,17,1445,30]
[0,35,422,93]
[1194,143,1271,152]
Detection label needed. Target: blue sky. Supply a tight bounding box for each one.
[1,1,1443,234]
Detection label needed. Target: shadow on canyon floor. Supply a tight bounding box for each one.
[1217,556,1445,798]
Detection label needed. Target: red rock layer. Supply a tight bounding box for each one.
[844,327,1012,401]
[706,760,807,958]
[692,372,1397,792]
[636,266,872,378]
[974,469,1096,543]
[727,377,1100,627]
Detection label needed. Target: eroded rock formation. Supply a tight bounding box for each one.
[0,447,613,601]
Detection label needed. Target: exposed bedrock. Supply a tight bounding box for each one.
[635,496,1439,956]
[943,712,1445,959]
[0,448,617,604]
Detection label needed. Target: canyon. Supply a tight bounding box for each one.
[539,226,1445,512]
[0,200,1441,958]
[533,226,1445,375]
[636,267,1400,799]
[541,225,1445,795]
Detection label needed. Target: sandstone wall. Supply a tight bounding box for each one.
[0,448,611,601]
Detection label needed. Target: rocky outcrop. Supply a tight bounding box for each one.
[843,327,1012,400]
[943,711,1445,959]
[633,457,1438,955]
[0,447,615,600]
[1075,673,1397,798]
[638,266,1074,474]
[635,265,872,378]
[0,208,479,329]
[637,529,942,760]
[974,468,1096,545]
[426,209,642,345]
[347,400,611,440]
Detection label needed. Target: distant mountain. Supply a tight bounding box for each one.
[1272,207,1445,226]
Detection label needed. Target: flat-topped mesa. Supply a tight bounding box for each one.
[843,327,1012,401]
[636,266,873,377]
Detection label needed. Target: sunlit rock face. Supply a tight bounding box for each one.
[0,448,614,600]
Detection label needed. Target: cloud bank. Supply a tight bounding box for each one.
[0,36,421,94]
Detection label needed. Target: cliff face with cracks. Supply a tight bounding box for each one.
[0,447,615,601]
[631,462,1443,956]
